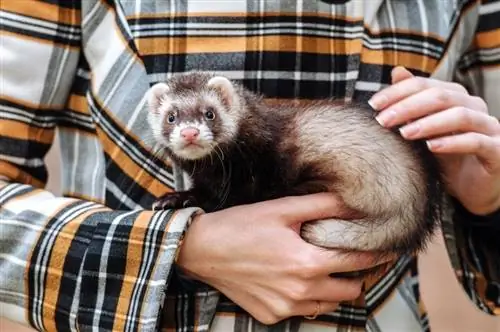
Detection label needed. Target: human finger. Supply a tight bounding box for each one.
[299,245,397,277]
[299,276,364,302]
[277,267,364,302]
[263,193,350,226]
[369,76,469,111]
[327,249,396,274]
[263,299,340,324]
[399,107,500,140]
[374,88,488,127]
[427,132,500,167]
[295,301,340,320]
[391,66,414,84]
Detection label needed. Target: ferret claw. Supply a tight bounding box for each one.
[152,192,197,210]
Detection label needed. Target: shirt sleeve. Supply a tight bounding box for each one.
[0,1,201,331]
[446,0,500,316]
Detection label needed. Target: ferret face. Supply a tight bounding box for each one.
[147,73,241,161]
[154,94,225,160]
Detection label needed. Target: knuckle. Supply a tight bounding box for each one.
[270,300,295,320]
[491,116,500,133]
[474,135,484,151]
[450,82,468,94]
[456,107,472,126]
[472,96,488,112]
[465,131,480,145]
[414,77,428,90]
[295,253,322,279]
[301,263,321,279]
[430,87,450,104]
[259,314,281,325]
[287,282,309,301]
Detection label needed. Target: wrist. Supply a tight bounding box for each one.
[174,212,210,281]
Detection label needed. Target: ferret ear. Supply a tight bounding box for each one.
[147,83,170,113]
[207,76,236,108]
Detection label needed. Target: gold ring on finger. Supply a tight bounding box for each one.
[304,301,321,320]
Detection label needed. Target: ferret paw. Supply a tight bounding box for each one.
[152,192,198,210]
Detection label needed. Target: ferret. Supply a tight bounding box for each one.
[146,72,443,258]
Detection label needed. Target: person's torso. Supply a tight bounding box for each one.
[55,1,479,330]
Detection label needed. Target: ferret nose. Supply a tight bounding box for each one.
[180,127,200,142]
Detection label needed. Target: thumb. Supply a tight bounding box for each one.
[391,66,414,84]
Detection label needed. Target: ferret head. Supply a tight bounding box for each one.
[146,72,243,161]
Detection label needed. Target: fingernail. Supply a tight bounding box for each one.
[399,123,420,138]
[426,140,443,150]
[375,110,396,127]
[368,95,388,110]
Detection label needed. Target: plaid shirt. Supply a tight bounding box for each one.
[1,0,499,331]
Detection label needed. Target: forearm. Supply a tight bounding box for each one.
[0,180,201,331]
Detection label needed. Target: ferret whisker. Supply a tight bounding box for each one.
[190,161,196,178]
[150,145,169,165]
[213,144,231,210]
[214,145,226,182]
[219,146,232,209]
[207,143,215,165]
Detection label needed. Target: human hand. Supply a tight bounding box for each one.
[176,193,390,324]
[369,66,500,215]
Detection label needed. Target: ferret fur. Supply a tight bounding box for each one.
[146,72,443,256]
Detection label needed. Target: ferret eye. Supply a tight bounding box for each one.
[167,113,176,124]
[205,108,216,120]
